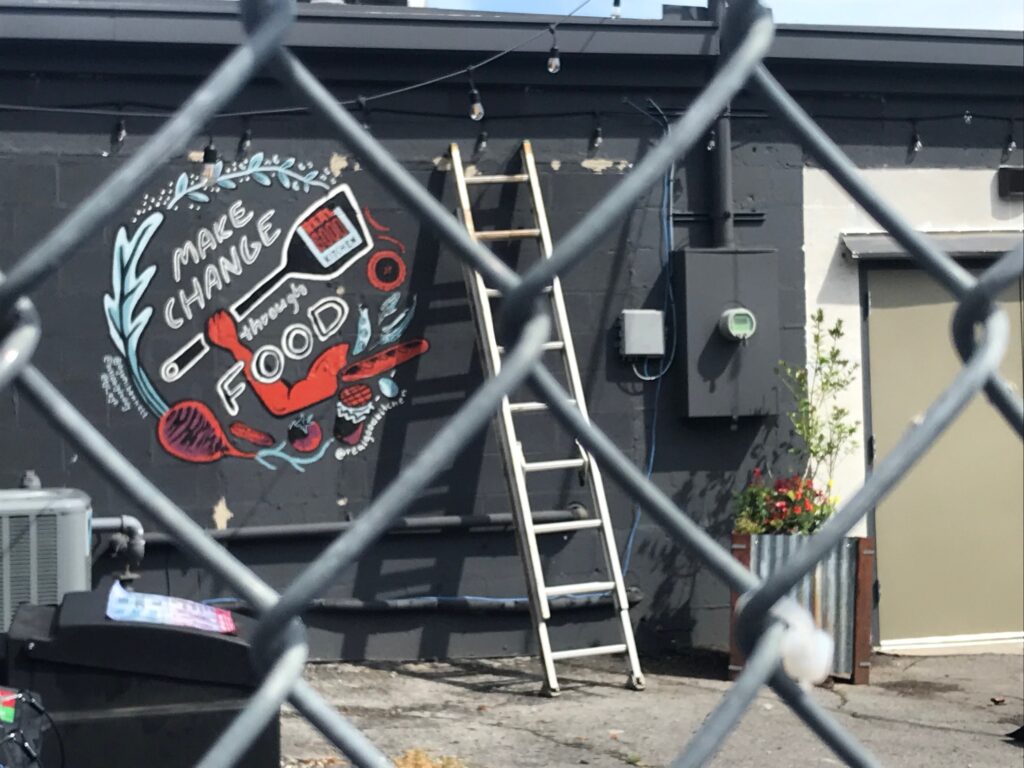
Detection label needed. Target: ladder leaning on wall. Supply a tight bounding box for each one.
[450,139,645,696]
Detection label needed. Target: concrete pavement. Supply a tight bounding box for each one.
[282,652,1024,767]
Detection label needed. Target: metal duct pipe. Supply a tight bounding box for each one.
[712,110,735,248]
[210,587,643,615]
[711,0,736,249]
[143,509,583,547]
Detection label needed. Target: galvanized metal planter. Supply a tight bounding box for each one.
[729,533,875,684]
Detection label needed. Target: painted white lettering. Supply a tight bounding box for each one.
[212,214,233,245]
[218,247,242,283]
[203,263,223,297]
[257,210,280,248]
[196,228,218,263]
[240,235,261,265]
[282,324,314,360]
[251,345,284,384]
[178,277,206,321]
[172,241,200,283]
[216,361,247,416]
[228,200,253,229]
[285,282,307,315]
[307,297,349,340]
[164,297,183,330]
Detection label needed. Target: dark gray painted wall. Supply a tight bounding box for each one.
[0,36,1020,660]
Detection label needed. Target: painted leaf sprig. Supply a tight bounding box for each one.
[165,153,330,208]
[103,212,169,416]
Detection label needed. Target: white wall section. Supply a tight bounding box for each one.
[802,167,1024,535]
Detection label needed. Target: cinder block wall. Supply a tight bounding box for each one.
[0,36,1017,659]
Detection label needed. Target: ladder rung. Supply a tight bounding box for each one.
[476,228,541,241]
[544,581,615,598]
[465,173,530,185]
[497,340,564,354]
[508,399,576,414]
[550,644,628,661]
[522,457,585,473]
[508,401,549,413]
[483,285,552,298]
[532,518,603,535]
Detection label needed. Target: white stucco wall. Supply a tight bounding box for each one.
[802,168,1024,535]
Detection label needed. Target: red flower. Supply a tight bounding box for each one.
[753,467,762,478]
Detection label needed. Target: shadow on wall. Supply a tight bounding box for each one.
[629,416,791,657]
[813,241,861,309]
[990,171,1024,222]
[330,149,648,661]
[351,166,488,661]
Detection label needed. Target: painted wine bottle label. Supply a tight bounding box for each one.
[295,202,364,270]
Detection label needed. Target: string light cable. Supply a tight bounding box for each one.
[0,0,600,127]
[0,94,1017,153]
[335,0,595,109]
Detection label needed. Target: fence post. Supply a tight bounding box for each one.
[728,532,751,680]
[852,536,875,685]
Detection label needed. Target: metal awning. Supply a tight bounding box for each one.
[840,231,1023,261]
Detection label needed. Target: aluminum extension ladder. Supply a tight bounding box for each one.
[450,140,644,696]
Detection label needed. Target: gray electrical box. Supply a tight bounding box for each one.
[619,309,665,358]
[0,489,91,630]
[680,247,780,418]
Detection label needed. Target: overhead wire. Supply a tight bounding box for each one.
[0,0,1016,133]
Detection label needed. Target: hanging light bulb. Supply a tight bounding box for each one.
[474,130,488,158]
[706,129,717,152]
[1003,120,1017,161]
[962,110,973,125]
[547,26,561,74]
[111,119,127,152]
[357,96,372,133]
[547,45,561,75]
[202,136,219,182]
[467,71,485,122]
[611,0,621,19]
[236,125,252,161]
[909,122,923,155]
[468,88,485,122]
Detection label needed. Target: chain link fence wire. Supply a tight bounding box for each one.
[1,0,1021,765]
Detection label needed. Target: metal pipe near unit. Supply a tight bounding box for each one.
[143,509,583,547]
[92,514,147,576]
[209,587,643,615]
[712,110,735,248]
[711,0,736,249]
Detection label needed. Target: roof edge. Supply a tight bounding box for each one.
[0,0,1020,69]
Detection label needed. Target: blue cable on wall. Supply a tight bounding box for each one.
[622,99,677,577]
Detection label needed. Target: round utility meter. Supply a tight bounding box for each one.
[718,307,757,341]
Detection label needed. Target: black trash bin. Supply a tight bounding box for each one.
[0,589,280,768]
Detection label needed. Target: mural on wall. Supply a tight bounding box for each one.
[102,154,428,471]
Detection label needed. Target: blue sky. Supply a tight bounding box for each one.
[424,0,1024,30]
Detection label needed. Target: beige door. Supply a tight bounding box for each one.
[867,267,1023,649]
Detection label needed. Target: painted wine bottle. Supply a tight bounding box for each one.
[233,185,373,317]
[160,185,374,383]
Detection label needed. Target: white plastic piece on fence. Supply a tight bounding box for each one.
[775,598,835,687]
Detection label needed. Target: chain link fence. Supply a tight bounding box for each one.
[0,0,1021,766]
